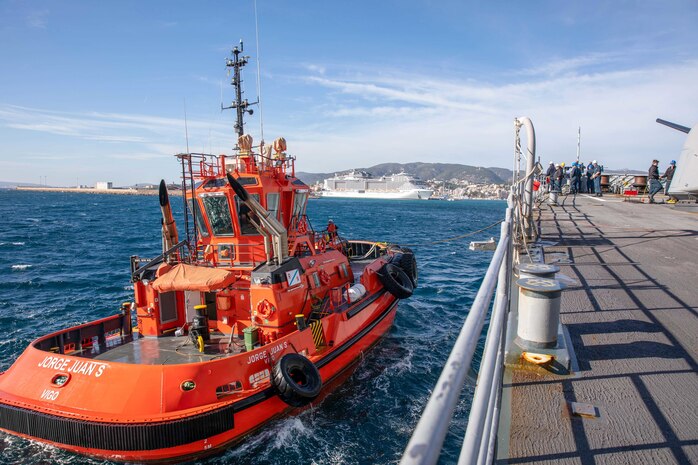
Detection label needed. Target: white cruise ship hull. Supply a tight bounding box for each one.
[320,189,433,200]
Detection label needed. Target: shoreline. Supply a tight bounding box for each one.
[9,187,507,200]
[13,187,181,196]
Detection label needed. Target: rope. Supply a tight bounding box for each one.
[401,219,504,247]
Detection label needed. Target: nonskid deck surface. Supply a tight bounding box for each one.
[91,332,243,365]
[502,194,698,464]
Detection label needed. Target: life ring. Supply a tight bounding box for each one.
[318,270,331,285]
[256,299,276,319]
[377,263,414,299]
[271,353,322,407]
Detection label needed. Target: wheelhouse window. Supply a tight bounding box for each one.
[266,193,280,220]
[236,194,260,236]
[187,198,209,238]
[292,191,308,220]
[201,195,235,236]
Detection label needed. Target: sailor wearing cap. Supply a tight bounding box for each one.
[569,161,581,194]
[647,159,662,203]
[591,160,603,197]
[545,161,556,192]
[552,163,563,192]
[662,160,678,203]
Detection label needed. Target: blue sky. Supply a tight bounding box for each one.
[1,0,696,186]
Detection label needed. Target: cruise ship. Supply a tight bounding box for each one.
[321,171,433,200]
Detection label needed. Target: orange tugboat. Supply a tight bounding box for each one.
[0,43,416,462]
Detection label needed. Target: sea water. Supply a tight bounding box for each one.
[0,190,506,465]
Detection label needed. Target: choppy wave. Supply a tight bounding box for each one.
[0,191,505,464]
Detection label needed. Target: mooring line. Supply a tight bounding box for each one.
[401,219,504,247]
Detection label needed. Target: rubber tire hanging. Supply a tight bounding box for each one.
[378,263,414,299]
[395,248,418,288]
[272,353,322,407]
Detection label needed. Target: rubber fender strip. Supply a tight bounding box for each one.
[0,402,234,451]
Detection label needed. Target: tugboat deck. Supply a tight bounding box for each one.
[500,194,698,464]
[91,332,241,365]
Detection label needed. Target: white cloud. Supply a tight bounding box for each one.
[2,54,696,185]
[518,52,621,77]
[26,9,49,29]
[0,104,231,146]
[290,58,698,173]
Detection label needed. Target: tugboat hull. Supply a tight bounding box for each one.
[0,296,397,463]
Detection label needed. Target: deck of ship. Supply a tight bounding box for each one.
[499,193,698,464]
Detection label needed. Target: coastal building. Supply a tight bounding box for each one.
[94,182,113,190]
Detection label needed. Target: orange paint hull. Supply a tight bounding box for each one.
[0,292,397,462]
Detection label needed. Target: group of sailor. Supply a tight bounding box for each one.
[544,160,603,196]
[647,159,677,204]
[543,158,679,203]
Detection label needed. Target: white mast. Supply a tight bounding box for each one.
[576,126,581,163]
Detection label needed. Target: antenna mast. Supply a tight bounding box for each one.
[223,40,258,138]
[576,126,581,163]
[254,0,265,141]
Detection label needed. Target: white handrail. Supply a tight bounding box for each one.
[400,204,513,465]
[459,219,511,464]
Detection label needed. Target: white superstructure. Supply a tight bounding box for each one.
[321,171,433,200]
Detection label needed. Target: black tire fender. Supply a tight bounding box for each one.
[271,353,322,407]
[394,248,418,288]
[378,263,414,299]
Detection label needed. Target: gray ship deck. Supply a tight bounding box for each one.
[500,194,698,464]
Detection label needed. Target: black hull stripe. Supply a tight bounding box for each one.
[0,403,234,451]
[0,294,397,452]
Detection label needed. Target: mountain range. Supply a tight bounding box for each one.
[297,162,515,186]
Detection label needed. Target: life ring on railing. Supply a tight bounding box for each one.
[318,269,331,285]
[377,263,414,299]
[256,299,276,319]
[271,353,322,407]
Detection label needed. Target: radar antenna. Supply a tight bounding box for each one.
[222,40,258,137]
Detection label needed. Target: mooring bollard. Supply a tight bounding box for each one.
[511,263,561,311]
[516,263,560,280]
[516,277,565,348]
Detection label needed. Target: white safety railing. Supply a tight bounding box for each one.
[400,199,514,465]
